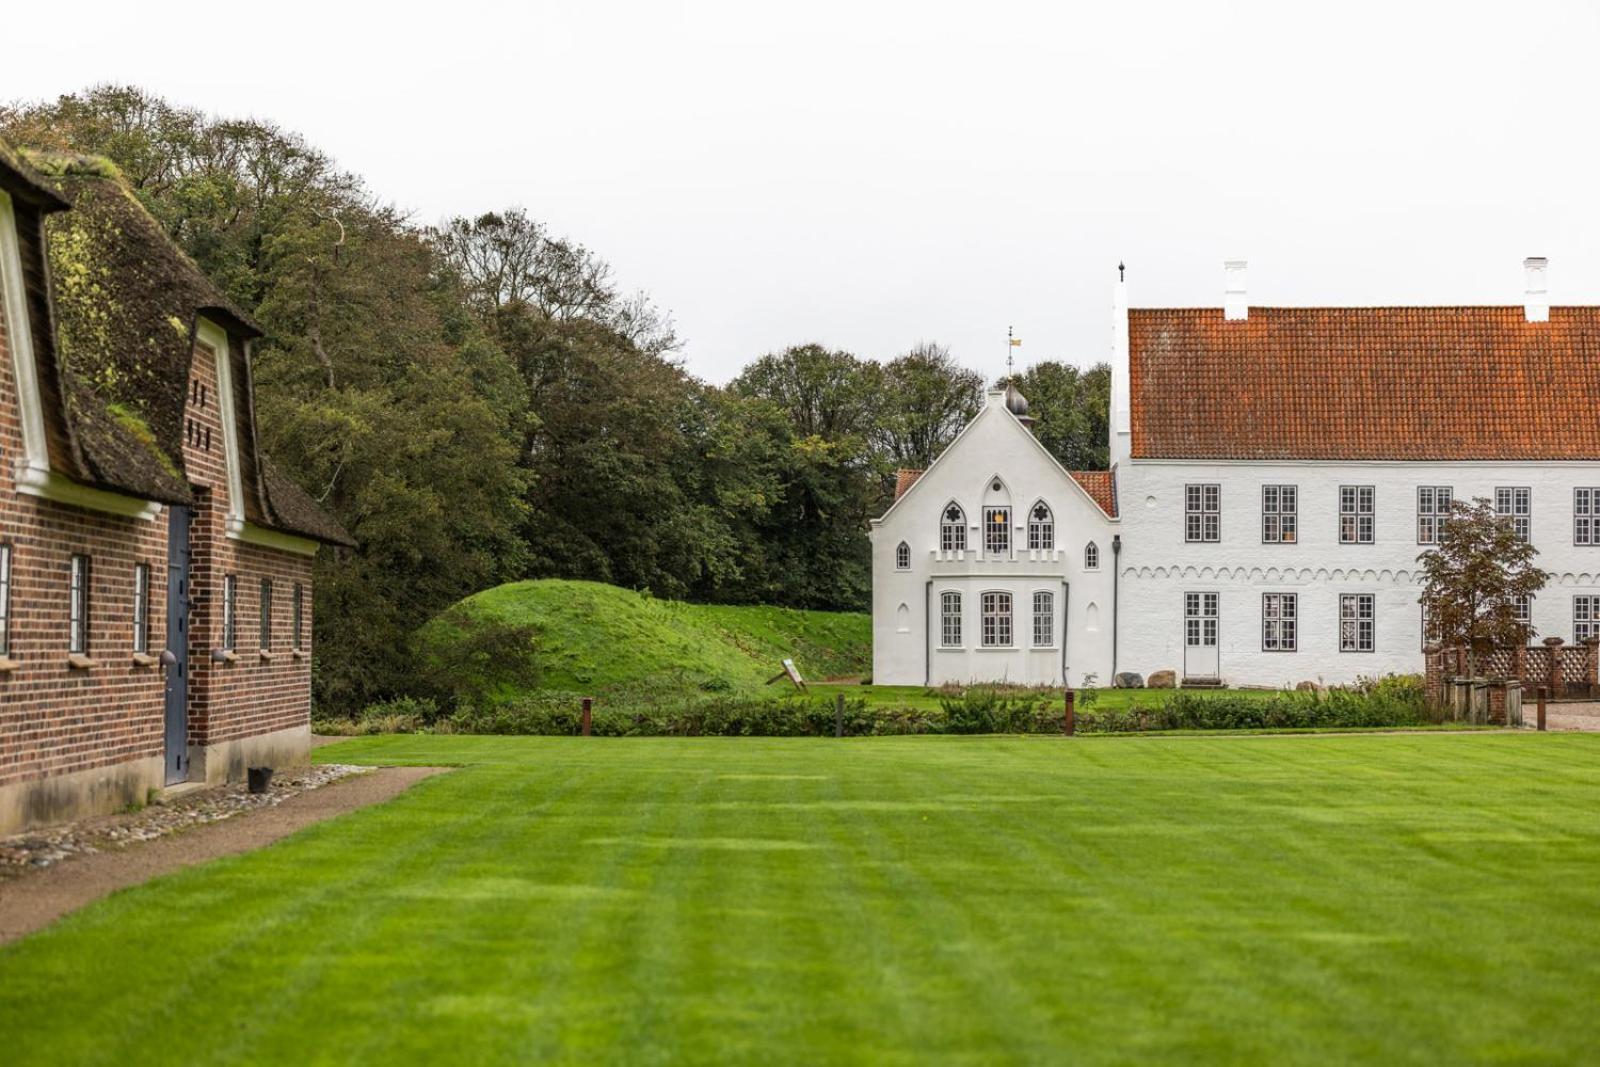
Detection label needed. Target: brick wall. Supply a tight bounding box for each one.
[1,295,316,816]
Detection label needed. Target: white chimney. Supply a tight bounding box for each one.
[1524,257,1549,323]
[1223,259,1248,321]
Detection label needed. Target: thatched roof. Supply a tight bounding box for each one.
[0,141,351,546]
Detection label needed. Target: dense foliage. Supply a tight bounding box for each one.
[1417,496,1549,674]
[1,86,1110,713]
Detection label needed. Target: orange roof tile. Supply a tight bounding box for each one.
[1130,306,1600,460]
[1069,469,1118,518]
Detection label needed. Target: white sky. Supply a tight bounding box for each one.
[8,1,1600,383]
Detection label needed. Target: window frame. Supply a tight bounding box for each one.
[1417,486,1453,545]
[1032,590,1055,648]
[983,506,1011,556]
[1339,485,1375,545]
[293,583,305,651]
[1084,541,1099,571]
[939,591,962,648]
[69,554,92,655]
[260,577,273,651]
[1495,486,1531,543]
[1340,593,1375,653]
[1575,595,1599,642]
[0,543,11,658]
[980,591,1013,648]
[1262,592,1298,652]
[940,503,967,552]
[1185,484,1220,543]
[1575,488,1600,546]
[895,541,910,570]
[1261,485,1298,544]
[133,562,151,655]
[222,573,238,651]
[1026,502,1054,551]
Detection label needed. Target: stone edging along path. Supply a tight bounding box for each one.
[0,764,449,946]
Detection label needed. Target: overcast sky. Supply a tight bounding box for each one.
[8,1,1600,383]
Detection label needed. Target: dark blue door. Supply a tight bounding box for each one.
[164,505,191,785]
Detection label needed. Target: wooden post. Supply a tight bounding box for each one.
[834,692,845,738]
[1064,689,1076,736]
[581,696,592,738]
[1537,686,1547,732]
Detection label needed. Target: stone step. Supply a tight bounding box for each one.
[1182,677,1225,689]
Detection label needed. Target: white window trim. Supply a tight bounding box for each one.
[1031,589,1055,648]
[980,590,1014,648]
[938,590,963,648]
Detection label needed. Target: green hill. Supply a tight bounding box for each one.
[419,579,870,696]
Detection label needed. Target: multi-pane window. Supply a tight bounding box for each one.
[895,542,910,570]
[260,578,273,650]
[1576,596,1600,642]
[1027,503,1054,550]
[1575,489,1600,545]
[984,507,1011,555]
[1261,485,1298,543]
[133,563,150,654]
[0,544,11,657]
[69,554,91,654]
[222,574,237,650]
[1515,593,1533,628]
[1262,593,1297,651]
[1032,591,1054,647]
[940,504,967,552]
[1340,485,1374,544]
[981,591,1013,647]
[1340,593,1375,652]
[1417,486,1453,544]
[1084,541,1099,570]
[940,592,962,647]
[1496,487,1531,542]
[293,583,305,650]
[1185,484,1220,543]
[1185,592,1218,648]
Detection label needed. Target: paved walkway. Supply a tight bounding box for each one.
[1536,700,1600,732]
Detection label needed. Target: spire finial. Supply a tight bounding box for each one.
[1118,261,1125,282]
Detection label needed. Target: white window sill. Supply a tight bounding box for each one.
[976,646,1018,652]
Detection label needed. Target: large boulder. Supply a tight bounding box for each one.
[1294,680,1320,692]
[1147,669,1177,689]
[1113,671,1145,689]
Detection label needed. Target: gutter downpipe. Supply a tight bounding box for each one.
[924,580,933,686]
[1111,534,1122,679]
[1061,580,1070,687]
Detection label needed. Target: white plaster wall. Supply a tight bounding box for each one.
[870,394,1118,687]
[1115,459,1600,686]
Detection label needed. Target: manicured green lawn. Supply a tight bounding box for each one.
[6,734,1600,1064]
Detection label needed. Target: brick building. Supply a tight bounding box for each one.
[0,141,351,834]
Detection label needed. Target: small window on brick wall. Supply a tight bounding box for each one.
[0,544,12,658]
[293,583,305,650]
[222,574,237,650]
[133,563,150,654]
[261,578,273,650]
[69,554,91,654]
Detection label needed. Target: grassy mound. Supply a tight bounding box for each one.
[418,579,869,697]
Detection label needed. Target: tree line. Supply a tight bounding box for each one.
[1,86,1110,713]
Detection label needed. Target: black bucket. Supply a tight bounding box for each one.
[247,766,274,794]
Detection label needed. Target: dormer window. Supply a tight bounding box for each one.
[1027,502,1054,550]
[895,541,910,570]
[940,504,967,551]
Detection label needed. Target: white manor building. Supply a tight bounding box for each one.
[871,258,1600,689]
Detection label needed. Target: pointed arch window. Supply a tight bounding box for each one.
[895,541,911,570]
[940,504,967,552]
[1027,502,1054,550]
[1084,541,1099,570]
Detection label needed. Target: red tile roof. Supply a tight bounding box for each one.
[1069,470,1118,518]
[1130,306,1600,461]
[894,468,924,501]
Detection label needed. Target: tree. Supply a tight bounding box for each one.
[1417,497,1549,675]
[877,342,982,470]
[1007,361,1110,470]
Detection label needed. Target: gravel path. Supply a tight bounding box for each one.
[1536,701,1600,732]
[0,764,448,945]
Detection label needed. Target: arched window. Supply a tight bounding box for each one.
[981,591,1013,647]
[1084,541,1099,570]
[940,592,962,647]
[896,541,910,570]
[1032,590,1055,647]
[940,504,967,551]
[1028,502,1054,550]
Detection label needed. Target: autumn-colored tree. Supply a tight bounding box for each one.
[1417,497,1549,675]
